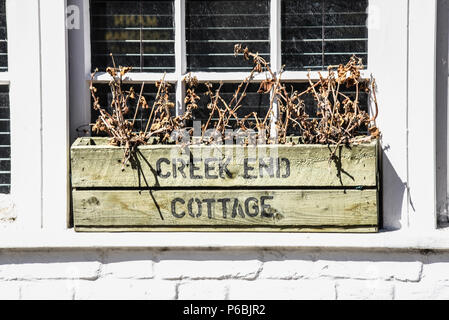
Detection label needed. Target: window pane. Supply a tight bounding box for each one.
[186,0,270,72]
[0,85,10,194]
[90,0,175,72]
[91,82,176,134]
[281,82,369,136]
[188,82,270,130]
[0,0,7,72]
[281,0,368,71]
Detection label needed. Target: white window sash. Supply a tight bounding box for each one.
[407,0,437,231]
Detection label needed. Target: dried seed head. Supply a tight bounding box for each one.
[184,73,199,88]
[120,66,132,76]
[106,67,116,77]
[128,87,136,99]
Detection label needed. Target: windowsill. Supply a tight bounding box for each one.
[1,227,449,251]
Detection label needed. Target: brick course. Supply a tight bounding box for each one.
[0,249,447,299]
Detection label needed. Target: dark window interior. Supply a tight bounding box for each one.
[0,85,10,194]
[186,0,270,72]
[281,81,369,136]
[90,0,175,72]
[91,82,176,134]
[0,0,6,72]
[282,0,368,71]
[189,82,270,130]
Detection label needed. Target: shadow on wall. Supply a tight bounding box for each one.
[0,248,448,265]
[379,0,449,229]
[436,0,449,225]
[381,149,406,231]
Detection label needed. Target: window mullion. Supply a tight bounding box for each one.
[270,0,281,78]
[269,0,281,140]
[175,0,186,117]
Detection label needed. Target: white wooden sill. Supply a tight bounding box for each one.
[0,227,449,251]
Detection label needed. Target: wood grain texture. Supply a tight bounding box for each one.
[73,189,378,232]
[71,138,378,188]
[74,226,378,233]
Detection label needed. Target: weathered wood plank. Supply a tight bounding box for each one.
[71,138,378,188]
[73,189,378,230]
[74,226,378,233]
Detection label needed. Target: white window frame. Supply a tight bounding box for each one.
[71,0,437,233]
[2,0,69,232]
[0,0,443,250]
[5,0,45,230]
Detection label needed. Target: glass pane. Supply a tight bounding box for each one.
[281,0,368,71]
[0,85,10,194]
[0,0,7,72]
[91,82,176,134]
[186,0,270,72]
[281,82,369,136]
[187,82,270,131]
[90,0,175,72]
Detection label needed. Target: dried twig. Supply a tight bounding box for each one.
[90,50,380,166]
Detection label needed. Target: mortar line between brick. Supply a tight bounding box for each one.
[174,281,180,300]
[224,284,230,300]
[334,282,339,300]
[71,286,75,300]
[392,282,396,300]
[96,250,107,280]
[252,261,264,281]
[418,262,424,282]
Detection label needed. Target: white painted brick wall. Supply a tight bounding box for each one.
[75,279,177,300]
[153,251,263,280]
[318,260,423,282]
[0,281,20,300]
[336,279,395,300]
[178,280,228,300]
[0,249,449,299]
[395,281,449,300]
[227,280,336,300]
[20,280,74,300]
[0,251,101,280]
[102,251,155,279]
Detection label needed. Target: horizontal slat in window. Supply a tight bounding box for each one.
[91,83,176,134]
[90,0,175,72]
[188,83,270,130]
[281,0,368,71]
[0,85,10,194]
[0,0,6,72]
[186,0,270,72]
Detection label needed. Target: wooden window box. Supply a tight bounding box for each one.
[71,137,380,233]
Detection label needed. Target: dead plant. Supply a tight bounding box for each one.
[90,49,380,166]
[90,54,192,168]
